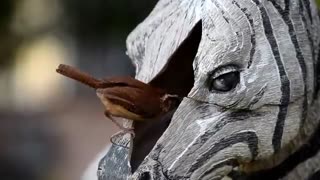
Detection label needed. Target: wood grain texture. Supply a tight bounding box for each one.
[99,0,320,179]
[97,135,131,180]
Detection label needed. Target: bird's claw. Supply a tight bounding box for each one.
[110,129,135,148]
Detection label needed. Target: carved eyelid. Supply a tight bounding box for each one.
[209,65,240,79]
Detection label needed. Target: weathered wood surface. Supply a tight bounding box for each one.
[98,0,320,179]
[97,134,131,180]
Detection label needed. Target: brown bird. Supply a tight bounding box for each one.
[56,64,180,137]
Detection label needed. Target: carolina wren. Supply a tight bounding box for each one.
[56,64,180,136]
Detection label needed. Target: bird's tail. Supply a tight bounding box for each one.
[56,64,103,89]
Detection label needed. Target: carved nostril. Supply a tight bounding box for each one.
[140,172,151,180]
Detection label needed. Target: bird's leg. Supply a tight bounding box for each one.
[110,131,134,149]
[104,111,134,132]
[104,111,135,147]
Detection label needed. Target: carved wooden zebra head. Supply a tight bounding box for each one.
[124,0,320,179]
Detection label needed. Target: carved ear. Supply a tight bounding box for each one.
[149,20,202,96]
[130,20,202,172]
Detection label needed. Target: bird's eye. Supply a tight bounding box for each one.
[208,67,240,92]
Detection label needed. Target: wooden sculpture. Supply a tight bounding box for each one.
[98,0,320,179]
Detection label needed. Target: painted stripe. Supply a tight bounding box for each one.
[234,120,320,179]
[299,0,316,101]
[187,131,258,175]
[212,1,230,24]
[269,0,308,130]
[302,0,313,24]
[232,0,256,68]
[316,46,320,94]
[252,0,290,152]
[200,159,238,179]
[175,110,263,168]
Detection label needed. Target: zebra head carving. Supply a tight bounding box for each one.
[101,0,320,179]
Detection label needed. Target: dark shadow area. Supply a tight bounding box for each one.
[150,20,202,97]
[130,20,202,172]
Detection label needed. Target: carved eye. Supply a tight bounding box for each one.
[208,66,240,92]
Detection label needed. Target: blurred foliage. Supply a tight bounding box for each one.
[0,0,158,69]
[64,0,319,41]
[0,0,16,69]
[0,1,160,179]
[63,0,157,41]
[0,0,13,28]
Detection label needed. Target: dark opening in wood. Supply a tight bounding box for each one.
[130,20,202,172]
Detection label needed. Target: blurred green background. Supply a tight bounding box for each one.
[0,1,157,180]
[0,1,319,180]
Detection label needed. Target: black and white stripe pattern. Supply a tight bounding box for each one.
[97,0,320,179]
